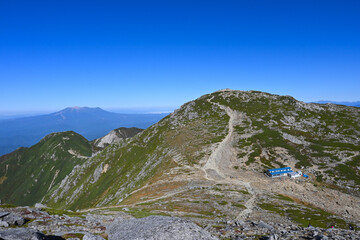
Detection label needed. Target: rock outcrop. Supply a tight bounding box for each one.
[107,215,219,240]
[92,127,143,149]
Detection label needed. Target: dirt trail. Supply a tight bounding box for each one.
[204,97,258,220]
[236,182,256,220]
[203,98,236,180]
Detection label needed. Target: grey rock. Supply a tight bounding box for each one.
[0,220,9,227]
[258,221,274,231]
[83,233,105,240]
[2,213,27,226]
[315,235,329,240]
[107,215,219,240]
[0,228,47,240]
[0,211,10,218]
[34,203,47,209]
[269,234,278,240]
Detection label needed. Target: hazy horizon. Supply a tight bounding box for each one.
[2,94,360,119]
[0,106,176,118]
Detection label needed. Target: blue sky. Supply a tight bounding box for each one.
[1,0,359,114]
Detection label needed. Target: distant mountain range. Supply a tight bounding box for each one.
[0,107,167,156]
[314,100,360,107]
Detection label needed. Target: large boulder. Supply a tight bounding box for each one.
[0,228,47,240]
[107,215,219,240]
[2,213,27,226]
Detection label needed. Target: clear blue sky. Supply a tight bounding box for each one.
[1,0,359,114]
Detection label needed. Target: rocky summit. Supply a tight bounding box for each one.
[0,89,359,239]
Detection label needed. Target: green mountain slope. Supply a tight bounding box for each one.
[44,96,229,209]
[0,131,92,206]
[43,90,359,214]
[2,89,359,229]
[210,91,360,190]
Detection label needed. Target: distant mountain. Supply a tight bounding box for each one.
[0,107,167,156]
[315,100,360,107]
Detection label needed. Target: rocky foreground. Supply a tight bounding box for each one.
[0,206,359,240]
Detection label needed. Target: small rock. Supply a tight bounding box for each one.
[0,220,9,227]
[269,234,278,240]
[315,235,329,240]
[258,221,274,231]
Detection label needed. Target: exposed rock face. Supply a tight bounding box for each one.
[107,215,219,240]
[92,127,143,149]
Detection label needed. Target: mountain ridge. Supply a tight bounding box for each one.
[0,131,92,206]
[314,100,360,107]
[0,127,142,206]
[0,107,167,155]
[1,89,359,231]
[38,89,360,230]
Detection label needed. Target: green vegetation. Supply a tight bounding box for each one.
[62,233,85,239]
[0,204,16,208]
[259,202,350,229]
[126,208,170,218]
[275,194,294,202]
[42,208,84,218]
[2,89,359,214]
[232,203,246,208]
[0,131,92,206]
[199,210,215,216]
[335,164,360,186]
[218,200,228,205]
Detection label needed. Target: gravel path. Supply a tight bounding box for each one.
[204,98,258,220]
[203,97,236,180]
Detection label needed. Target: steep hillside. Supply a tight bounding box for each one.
[44,95,229,209]
[0,131,92,206]
[209,91,360,191]
[0,107,167,155]
[42,90,360,229]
